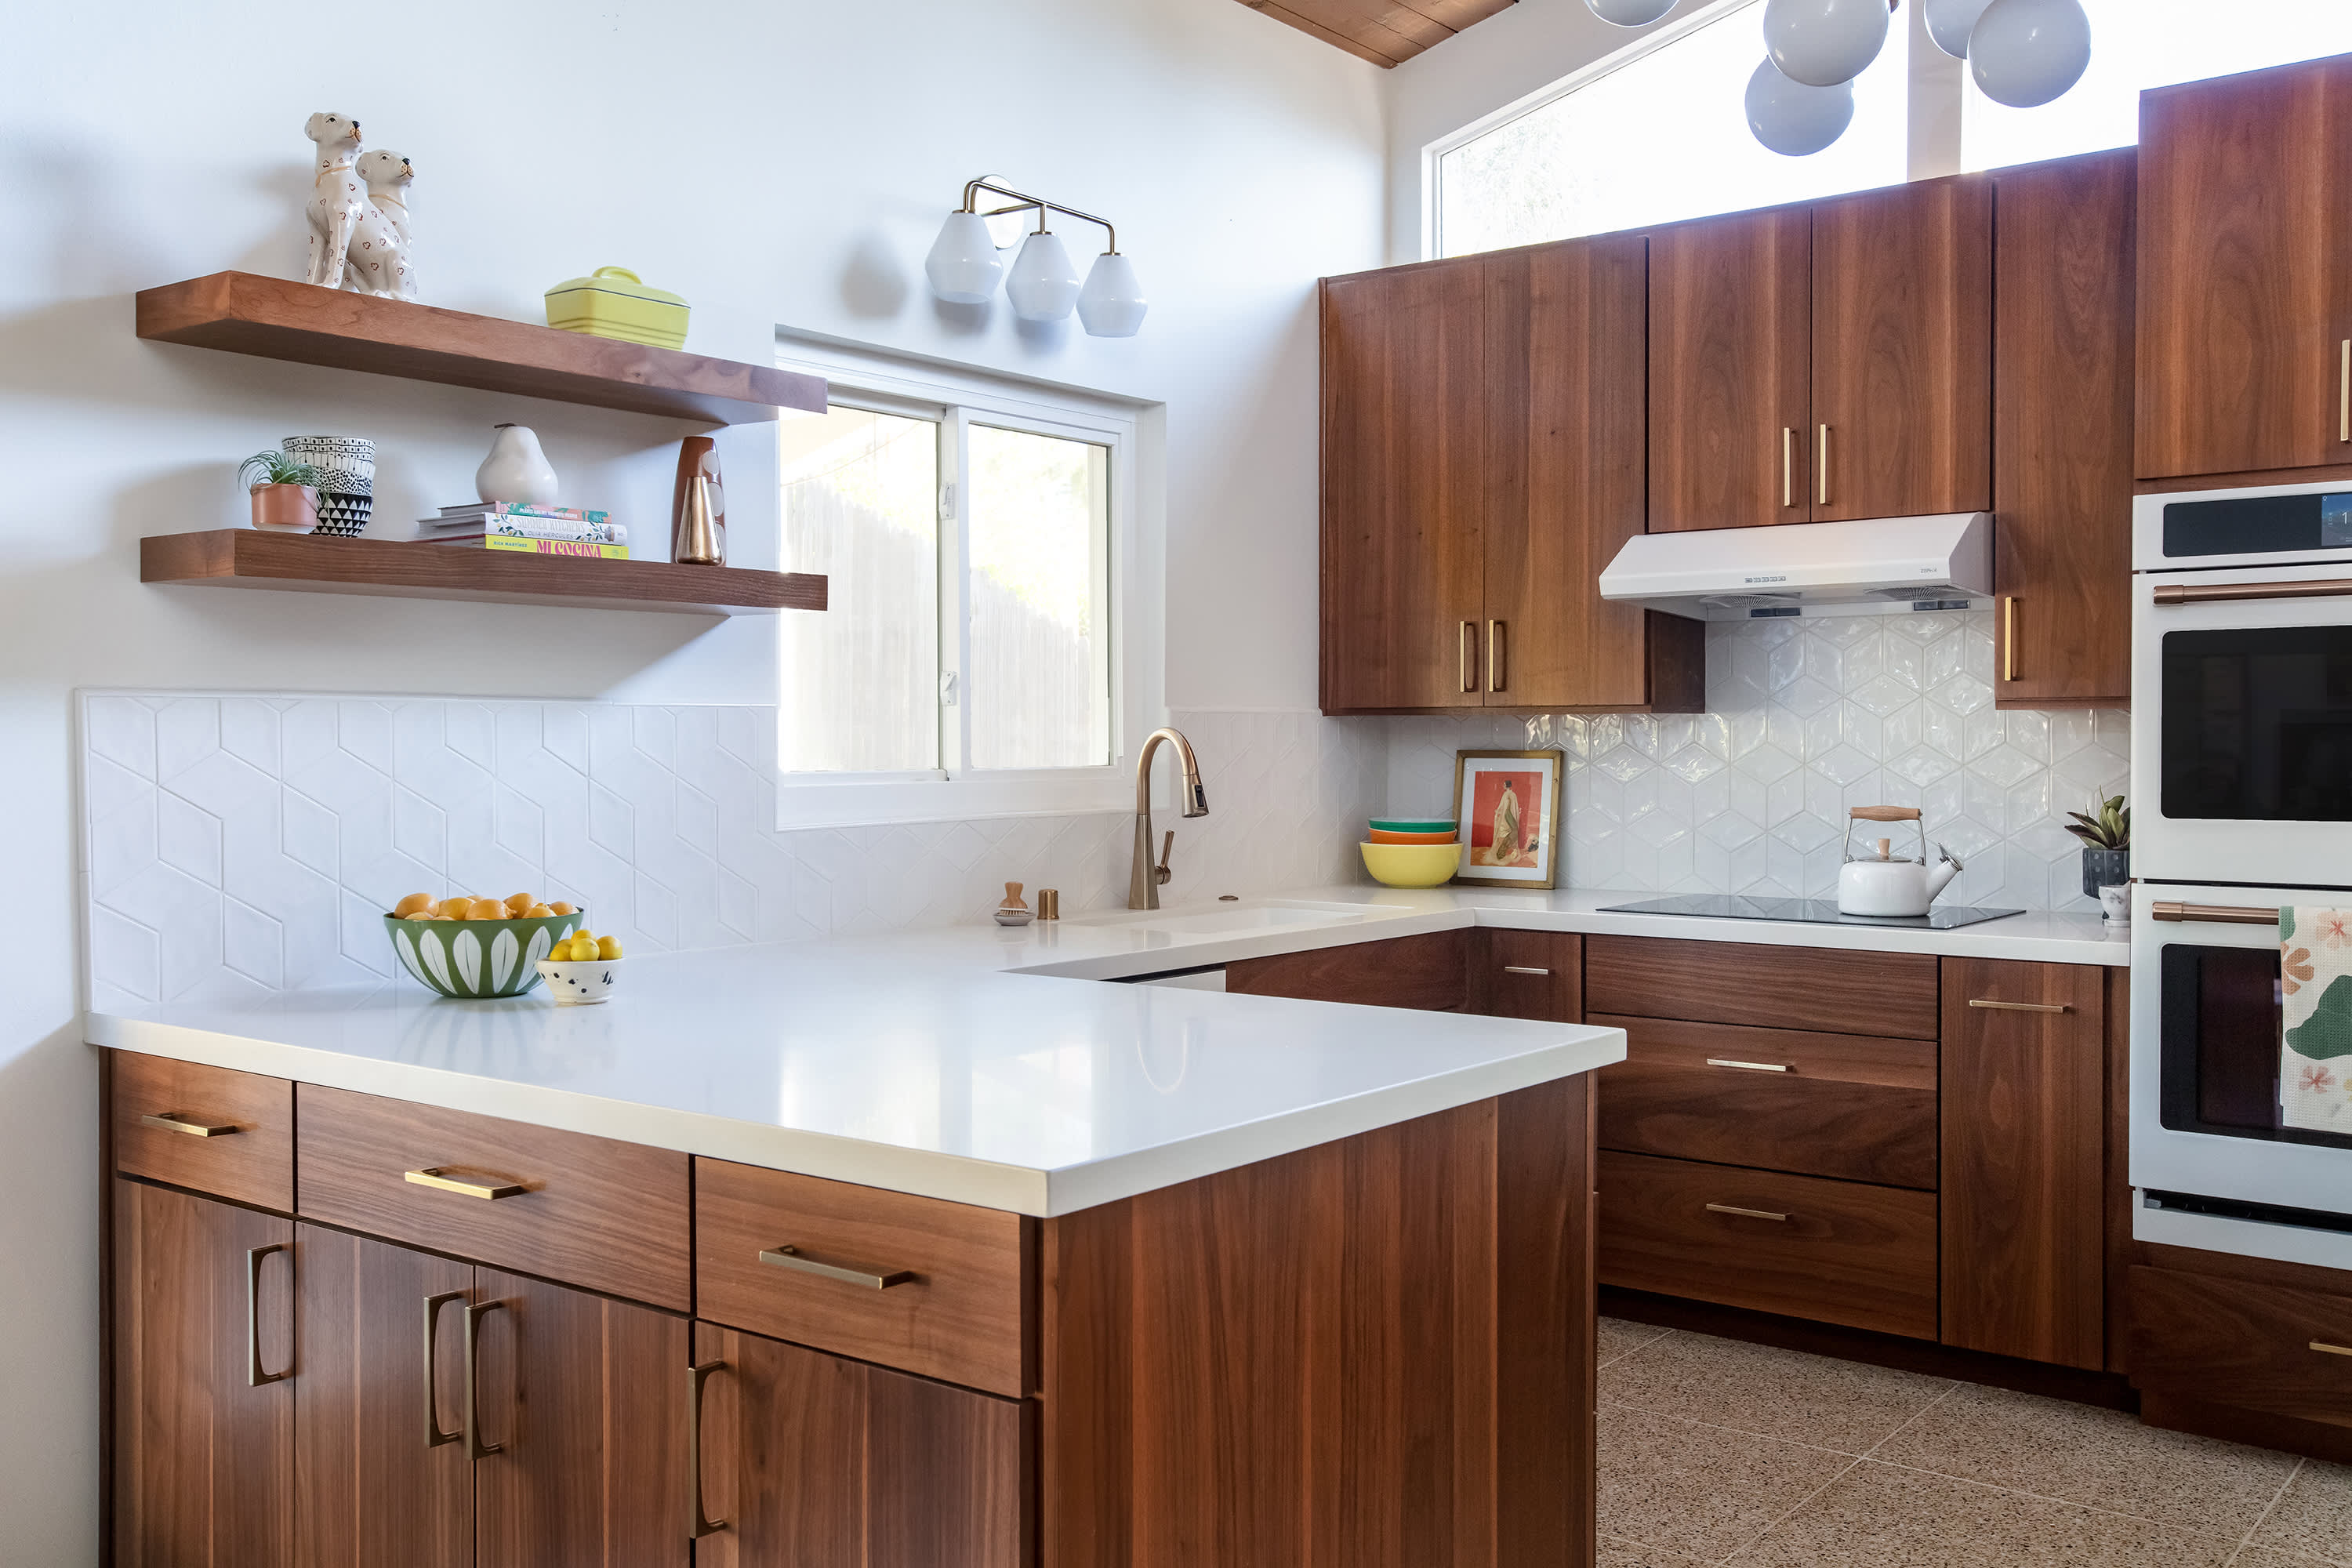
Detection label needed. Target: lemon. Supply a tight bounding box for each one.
[596,935,622,960]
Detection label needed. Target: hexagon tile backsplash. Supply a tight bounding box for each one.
[1385,609,2129,916]
[79,695,1385,1011]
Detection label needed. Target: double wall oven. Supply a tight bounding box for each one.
[2130,480,2352,1270]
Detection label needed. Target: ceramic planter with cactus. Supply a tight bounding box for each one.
[2066,793,2131,900]
[386,913,582,998]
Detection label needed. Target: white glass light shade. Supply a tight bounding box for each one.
[1076,252,1147,337]
[1921,0,1993,58]
[1968,0,2091,107]
[1005,231,1082,322]
[1744,55,1856,155]
[1762,0,1889,87]
[924,211,1004,305]
[1585,0,1675,25]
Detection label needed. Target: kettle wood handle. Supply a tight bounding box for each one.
[1849,806,1922,822]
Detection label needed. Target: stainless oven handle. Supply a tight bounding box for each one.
[2151,902,2278,927]
[2151,578,2352,606]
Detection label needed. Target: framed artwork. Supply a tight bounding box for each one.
[1451,750,1563,890]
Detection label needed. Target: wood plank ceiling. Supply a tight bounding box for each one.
[1236,0,1517,67]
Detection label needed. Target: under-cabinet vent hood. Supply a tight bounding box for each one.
[1598,512,1994,621]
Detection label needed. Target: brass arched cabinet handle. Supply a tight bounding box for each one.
[423,1291,465,1449]
[689,1359,730,1539]
[464,1300,504,1460]
[759,1244,914,1290]
[144,1111,238,1138]
[246,1243,291,1387]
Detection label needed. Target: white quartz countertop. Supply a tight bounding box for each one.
[85,884,2122,1217]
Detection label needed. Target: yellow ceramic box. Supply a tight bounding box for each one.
[544,266,690,350]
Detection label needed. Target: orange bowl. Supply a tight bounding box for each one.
[1367,827,1458,844]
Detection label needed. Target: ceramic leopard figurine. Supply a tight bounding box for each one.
[347,149,417,300]
[302,112,368,291]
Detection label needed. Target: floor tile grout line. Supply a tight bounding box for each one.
[1712,1454,1869,1566]
[1860,1453,2292,1541]
[2231,1457,2303,1561]
[1855,1377,1962,1461]
[1596,1399,1869,1461]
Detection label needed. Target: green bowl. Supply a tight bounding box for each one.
[385,913,584,998]
[1370,818,1457,833]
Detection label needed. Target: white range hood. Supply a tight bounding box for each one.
[1598,512,1994,621]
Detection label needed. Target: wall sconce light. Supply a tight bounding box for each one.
[924,177,1146,337]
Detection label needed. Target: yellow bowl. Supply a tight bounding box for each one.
[1360,840,1460,888]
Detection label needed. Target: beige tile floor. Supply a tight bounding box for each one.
[1597,1317,2352,1566]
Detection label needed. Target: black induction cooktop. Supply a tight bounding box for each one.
[1595,895,2026,931]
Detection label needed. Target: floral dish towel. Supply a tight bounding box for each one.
[2282,907,2352,1132]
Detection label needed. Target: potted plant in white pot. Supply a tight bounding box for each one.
[238,450,330,532]
[2065,793,2129,900]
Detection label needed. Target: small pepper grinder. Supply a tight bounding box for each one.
[993,882,1034,927]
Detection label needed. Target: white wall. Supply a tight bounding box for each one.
[0,2,1381,1554]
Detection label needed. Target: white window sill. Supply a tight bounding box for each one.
[774,768,1132,830]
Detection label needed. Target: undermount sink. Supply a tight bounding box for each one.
[1073,898,1404,936]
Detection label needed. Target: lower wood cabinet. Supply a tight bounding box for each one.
[2129,1262,2352,1431]
[1226,927,1469,1011]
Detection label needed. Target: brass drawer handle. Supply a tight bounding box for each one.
[1488,619,1505,693]
[464,1300,504,1460]
[405,1167,527,1200]
[759,1244,914,1290]
[1707,1058,1791,1073]
[2002,597,2018,682]
[2314,1341,2352,1358]
[689,1360,729,1538]
[1706,1203,1788,1222]
[2151,902,2276,927]
[423,1291,464,1449]
[1782,426,1795,508]
[143,1111,237,1138]
[1967,999,2071,1014]
[1459,620,1476,694]
[1817,424,1831,507]
[1501,965,1552,977]
[2340,338,2348,443]
[247,1243,291,1387]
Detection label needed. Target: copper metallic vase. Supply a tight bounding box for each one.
[670,436,725,565]
[675,475,721,565]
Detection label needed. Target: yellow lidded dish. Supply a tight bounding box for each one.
[544,266,690,350]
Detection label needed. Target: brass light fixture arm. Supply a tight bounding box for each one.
[960,176,1120,253]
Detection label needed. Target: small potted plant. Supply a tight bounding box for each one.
[2065,793,2130,900]
[238,450,330,532]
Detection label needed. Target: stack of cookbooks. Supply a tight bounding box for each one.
[412,503,630,560]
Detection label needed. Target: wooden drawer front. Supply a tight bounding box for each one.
[695,1158,1029,1398]
[1225,929,1468,1011]
[1474,929,1582,1022]
[1592,1015,1937,1189]
[2129,1265,2352,1428]
[111,1051,293,1211]
[1598,1150,1939,1339]
[1586,935,1940,1039]
[296,1085,689,1311]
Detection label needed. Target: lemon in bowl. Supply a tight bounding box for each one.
[1360,840,1461,888]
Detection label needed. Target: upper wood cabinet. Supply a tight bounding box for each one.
[1322,238,1702,714]
[2137,53,2352,481]
[1991,150,2136,709]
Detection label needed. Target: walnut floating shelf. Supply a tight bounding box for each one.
[135,272,826,425]
[142,531,826,618]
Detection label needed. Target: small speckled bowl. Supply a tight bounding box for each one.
[535,956,618,1005]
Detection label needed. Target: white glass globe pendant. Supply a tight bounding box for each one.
[1077,252,1147,337]
[1584,0,1675,24]
[1762,0,1892,88]
[1921,0,1992,57]
[1006,229,1083,322]
[924,210,1004,305]
[1746,55,1856,155]
[1968,0,2091,107]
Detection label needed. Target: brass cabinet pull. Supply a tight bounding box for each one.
[2153,578,2352,606]
[1488,619,1505,693]
[1782,426,1795,508]
[2151,901,2278,927]
[2314,1341,2352,1358]
[463,1300,504,1460]
[246,1243,291,1387]
[2002,597,2018,681]
[1817,424,1831,507]
[1501,965,1552,977]
[423,1291,464,1449]
[688,1359,729,1539]
[405,1167,527,1201]
[1706,1202,1788,1222]
[1968,999,2071,1014]
[1707,1058,1792,1073]
[758,1244,915,1291]
[2339,339,2348,443]
[143,1110,238,1138]
[1458,620,1476,694]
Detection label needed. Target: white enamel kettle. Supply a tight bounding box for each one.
[1836,806,1963,917]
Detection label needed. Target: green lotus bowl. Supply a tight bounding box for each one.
[384,913,585,999]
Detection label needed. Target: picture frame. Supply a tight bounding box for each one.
[1450,750,1563,890]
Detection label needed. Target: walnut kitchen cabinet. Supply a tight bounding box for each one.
[2136,53,2352,481]
[1991,150,2136,709]
[1322,238,1701,714]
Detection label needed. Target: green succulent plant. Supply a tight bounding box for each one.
[2064,793,2129,851]
[238,450,332,489]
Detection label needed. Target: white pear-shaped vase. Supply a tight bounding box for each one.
[476,423,559,505]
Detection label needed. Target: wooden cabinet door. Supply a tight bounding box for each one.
[112,1178,296,1567]
[1321,254,1525,713]
[2137,56,2352,480]
[1992,150,2136,709]
[1225,929,1469,1010]
[1500,234,1653,708]
[473,1267,690,1568]
[1810,177,1993,521]
[690,1323,1026,1568]
[1649,206,1813,531]
[1940,959,2107,1369]
[293,1225,471,1568]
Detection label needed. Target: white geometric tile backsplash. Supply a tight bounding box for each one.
[1382,608,2130,916]
[80,695,1385,1011]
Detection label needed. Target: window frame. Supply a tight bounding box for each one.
[771,338,1151,830]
